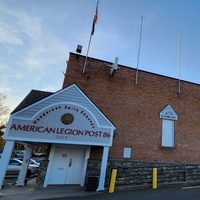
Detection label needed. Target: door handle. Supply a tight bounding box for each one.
[69,159,72,167]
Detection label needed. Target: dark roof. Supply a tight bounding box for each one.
[11,90,53,114]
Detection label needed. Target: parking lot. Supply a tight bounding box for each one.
[3,176,17,189]
[1,155,45,190]
[3,173,37,188]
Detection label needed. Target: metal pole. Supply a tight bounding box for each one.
[109,169,117,193]
[82,1,99,75]
[152,168,157,189]
[178,32,181,95]
[82,34,92,74]
[135,16,143,85]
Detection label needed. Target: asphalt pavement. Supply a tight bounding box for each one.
[1,177,200,200]
[1,177,102,200]
[60,187,200,200]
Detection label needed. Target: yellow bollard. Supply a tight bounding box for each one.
[152,168,157,189]
[109,169,117,193]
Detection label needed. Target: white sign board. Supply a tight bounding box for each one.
[6,104,113,146]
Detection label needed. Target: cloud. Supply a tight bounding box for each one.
[0,62,10,70]
[0,1,69,76]
[0,1,43,44]
[0,23,23,45]
[0,84,11,93]
[0,1,71,112]
[23,32,68,73]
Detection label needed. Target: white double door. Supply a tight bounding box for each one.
[49,147,85,185]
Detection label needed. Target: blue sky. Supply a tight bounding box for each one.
[1,0,200,115]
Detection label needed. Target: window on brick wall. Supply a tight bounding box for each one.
[162,119,174,147]
[159,105,178,147]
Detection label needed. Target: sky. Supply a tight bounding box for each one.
[1,0,200,117]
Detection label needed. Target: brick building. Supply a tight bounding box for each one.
[64,52,200,163]
[1,52,200,195]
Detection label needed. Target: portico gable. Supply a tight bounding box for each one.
[0,83,115,195]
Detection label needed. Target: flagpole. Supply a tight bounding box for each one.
[178,32,181,95]
[135,16,143,85]
[82,1,99,75]
[82,34,92,74]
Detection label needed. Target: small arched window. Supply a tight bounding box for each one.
[159,105,178,147]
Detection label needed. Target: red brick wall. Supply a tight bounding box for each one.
[63,52,200,163]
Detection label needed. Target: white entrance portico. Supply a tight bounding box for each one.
[0,84,115,196]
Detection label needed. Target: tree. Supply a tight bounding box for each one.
[0,93,9,148]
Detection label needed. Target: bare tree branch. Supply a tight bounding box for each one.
[0,93,9,144]
[0,93,9,120]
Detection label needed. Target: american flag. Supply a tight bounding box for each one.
[91,1,99,35]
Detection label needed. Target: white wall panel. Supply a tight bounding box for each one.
[13,84,113,128]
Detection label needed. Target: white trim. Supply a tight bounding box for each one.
[14,102,100,128]
[11,84,115,129]
[11,84,77,116]
[159,105,178,121]
[160,105,177,147]
[5,103,115,146]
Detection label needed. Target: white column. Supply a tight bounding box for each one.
[96,146,109,191]
[81,147,91,186]
[43,144,56,187]
[0,140,15,197]
[16,145,33,186]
